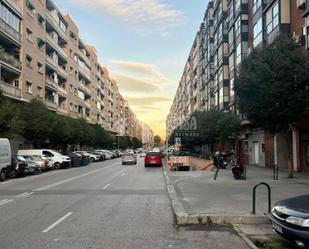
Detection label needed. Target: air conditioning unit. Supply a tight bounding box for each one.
[297,0,306,9]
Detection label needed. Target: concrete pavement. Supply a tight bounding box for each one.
[0,157,250,249]
[164,163,309,225]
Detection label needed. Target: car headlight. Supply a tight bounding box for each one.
[286,216,309,227]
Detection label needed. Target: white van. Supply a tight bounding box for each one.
[0,139,11,181]
[18,149,71,169]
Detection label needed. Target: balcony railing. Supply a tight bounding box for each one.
[78,64,92,81]
[46,55,68,79]
[79,82,91,95]
[45,99,58,110]
[57,107,68,115]
[0,81,21,99]
[46,77,58,89]
[46,34,67,59]
[58,86,67,96]
[0,18,21,44]
[0,49,21,70]
[46,11,66,40]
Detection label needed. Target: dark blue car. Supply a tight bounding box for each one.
[269,195,309,248]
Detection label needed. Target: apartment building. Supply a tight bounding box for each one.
[141,122,154,148]
[0,0,22,100]
[167,0,309,172]
[0,0,142,139]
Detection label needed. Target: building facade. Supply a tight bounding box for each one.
[0,0,143,140]
[167,0,309,172]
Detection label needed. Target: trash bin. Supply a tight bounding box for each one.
[68,152,82,167]
[79,153,90,166]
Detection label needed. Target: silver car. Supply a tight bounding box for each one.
[122,153,137,165]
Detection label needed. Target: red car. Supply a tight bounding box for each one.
[144,152,162,167]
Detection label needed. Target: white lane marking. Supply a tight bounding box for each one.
[16,192,29,198]
[21,192,34,198]
[102,183,111,190]
[34,163,119,191]
[0,199,13,206]
[120,172,126,176]
[0,199,8,204]
[42,212,73,233]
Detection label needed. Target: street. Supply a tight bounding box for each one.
[0,157,249,249]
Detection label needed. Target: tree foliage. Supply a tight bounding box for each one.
[234,35,309,133]
[154,135,161,146]
[0,91,24,138]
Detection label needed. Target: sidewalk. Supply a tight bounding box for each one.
[163,163,309,225]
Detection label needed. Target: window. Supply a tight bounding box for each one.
[252,0,262,13]
[37,62,43,73]
[26,1,35,16]
[253,18,263,47]
[37,13,45,27]
[37,86,43,98]
[266,2,279,35]
[26,28,33,42]
[0,2,20,31]
[26,81,32,94]
[26,54,32,68]
[236,43,242,65]
[235,17,241,38]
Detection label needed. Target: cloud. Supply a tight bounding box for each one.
[71,0,185,34]
[111,60,174,85]
[110,71,160,93]
[125,96,173,107]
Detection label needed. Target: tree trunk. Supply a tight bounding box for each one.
[286,132,294,178]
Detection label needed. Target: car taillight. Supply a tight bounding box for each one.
[45,160,48,166]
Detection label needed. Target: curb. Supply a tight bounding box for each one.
[233,225,259,249]
[162,168,270,226]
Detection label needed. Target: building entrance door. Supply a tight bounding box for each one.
[302,141,309,171]
[254,142,259,165]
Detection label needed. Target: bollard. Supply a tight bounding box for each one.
[243,165,247,180]
[252,182,271,214]
[273,165,279,180]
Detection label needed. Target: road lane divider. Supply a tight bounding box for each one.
[16,192,29,198]
[42,212,73,233]
[0,199,13,206]
[102,184,111,190]
[120,172,126,176]
[21,192,34,198]
[34,162,119,191]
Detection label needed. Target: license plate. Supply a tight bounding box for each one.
[272,222,283,234]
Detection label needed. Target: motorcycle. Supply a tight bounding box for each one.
[231,158,244,179]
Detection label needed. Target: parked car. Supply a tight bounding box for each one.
[18,150,71,169]
[0,138,11,181]
[94,150,113,160]
[22,155,51,171]
[144,151,162,167]
[68,152,83,167]
[122,153,137,165]
[7,156,29,178]
[89,151,105,161]
[26,160,42,174]
[74,151,100,162]
[269,194,309,248]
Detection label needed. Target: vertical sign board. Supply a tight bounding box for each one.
[175,137,181,150]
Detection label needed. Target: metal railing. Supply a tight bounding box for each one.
[46,11,67,40]
[0,18,21,43]
[46,34,67,59]
[0,81,21,99]
[0,50,21,70]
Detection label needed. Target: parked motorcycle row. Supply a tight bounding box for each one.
[212,151,244,180]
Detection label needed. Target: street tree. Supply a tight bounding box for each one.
[0,91,23,138]
[234,35,309,177]
[154,135,161,146]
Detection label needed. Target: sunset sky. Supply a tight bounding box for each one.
[60,0,207,139]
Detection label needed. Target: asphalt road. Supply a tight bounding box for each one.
[0,157,249,249]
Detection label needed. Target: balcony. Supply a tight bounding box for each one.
[46,55,68,79]
[45,99,58,110]
[57,86,67,96]
[46,34,67,60]
[0,49,21,72]
[0,81,21,99]
[57,107,68,115]
[46,11,67,40]
[3,0,22,16]
[78,64,92,82]
[79,83,91,96]
[46,77,58,90]
[0,18,21,45]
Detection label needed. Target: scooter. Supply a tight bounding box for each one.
[231,158,243,179]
